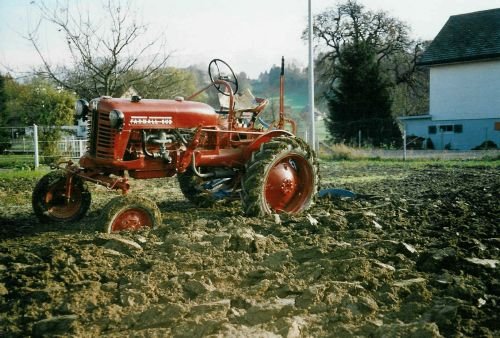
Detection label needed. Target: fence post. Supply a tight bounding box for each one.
[79,139,85,157]
[33,124,39,168]
[403,128,407,161]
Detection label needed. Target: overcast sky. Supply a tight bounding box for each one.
[0,0,499,79]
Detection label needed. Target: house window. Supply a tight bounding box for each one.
[439,125,453,133]
[453,124,463,133]
[428,126,437,134]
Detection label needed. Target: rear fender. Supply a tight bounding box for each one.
[242,130,294,161]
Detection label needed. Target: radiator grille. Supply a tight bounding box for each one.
[87,111,116,159]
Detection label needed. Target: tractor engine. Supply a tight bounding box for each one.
[141,130,177,162]
[76,95,224,179]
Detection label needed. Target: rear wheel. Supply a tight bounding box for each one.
[178,168,235,207]
[100,195,162,233]
[242,137,319,216]
[32,170,91,223]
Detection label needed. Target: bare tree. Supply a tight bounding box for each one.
[306,0,428,116]
[27,0,171,99]
[309,0,410,84]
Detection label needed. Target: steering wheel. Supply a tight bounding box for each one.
[208,59,239,96]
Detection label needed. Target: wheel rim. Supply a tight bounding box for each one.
[111,208,153,232]
[45,180,84,219]
[265,155,314,213]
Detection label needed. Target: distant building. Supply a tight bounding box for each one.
[399,8,500,150]
[121,86,139,98]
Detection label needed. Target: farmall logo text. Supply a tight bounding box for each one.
[130,116,173,125]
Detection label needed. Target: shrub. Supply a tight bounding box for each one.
[426,138,434,150]
[328,143,364,160]
[472,140,497,150]
[0,129,11,154]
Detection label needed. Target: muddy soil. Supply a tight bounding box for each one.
[0,161,498,337]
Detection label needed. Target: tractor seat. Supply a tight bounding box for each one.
[218,89,268,114]
[219,89,268,128]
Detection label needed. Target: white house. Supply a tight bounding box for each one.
[399,8,500,150]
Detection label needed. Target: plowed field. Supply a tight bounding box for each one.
[1,160,498,337]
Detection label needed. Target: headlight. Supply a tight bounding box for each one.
[75,99,89,118]
[109,110,125,130]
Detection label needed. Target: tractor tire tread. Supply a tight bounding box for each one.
[100,195,162,233]
[241,136,319,217]
[32,170,91,223]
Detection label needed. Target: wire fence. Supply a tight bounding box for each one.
[1,125,497,169]
[0,125,87,167]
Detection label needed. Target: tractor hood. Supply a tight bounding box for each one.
[97,97,219,129]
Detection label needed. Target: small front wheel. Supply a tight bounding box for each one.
[100,195,162,233]
[32,170,91,223]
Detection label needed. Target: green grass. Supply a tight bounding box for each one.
[0,155,37,170]
[322,158,500,169]
[0,166,49,205]
[332,174,407,185]
[0,167,50,180]
[319,157,499,186]
[286,93,308,111]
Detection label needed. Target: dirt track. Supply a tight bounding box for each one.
[0,161,499,337]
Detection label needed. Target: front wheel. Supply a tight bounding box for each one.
[100,195,162,233]
[241,137,319,216]
[32,170,91,223]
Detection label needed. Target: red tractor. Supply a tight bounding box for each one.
[32,59,319,232]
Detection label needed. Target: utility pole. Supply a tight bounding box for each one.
[308,0,316,151]
[33,124,39,168]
